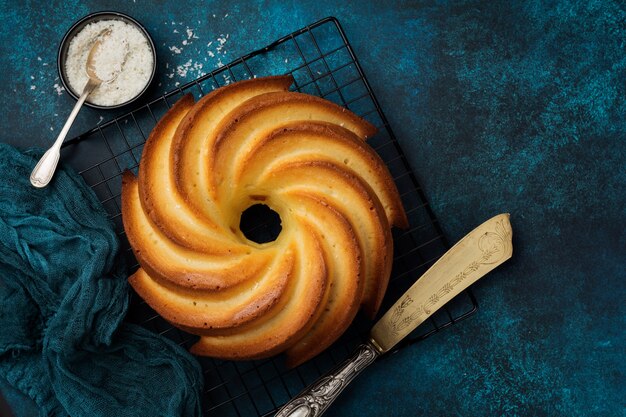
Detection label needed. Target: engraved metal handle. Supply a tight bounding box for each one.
[275,342,380,417]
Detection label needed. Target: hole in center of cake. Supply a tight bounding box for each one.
[239,204,282,243]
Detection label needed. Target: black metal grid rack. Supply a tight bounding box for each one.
[60,17,478,417]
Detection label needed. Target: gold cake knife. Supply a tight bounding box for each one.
[276,213,513,417]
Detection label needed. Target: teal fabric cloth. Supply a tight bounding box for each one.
[0,143,204,417]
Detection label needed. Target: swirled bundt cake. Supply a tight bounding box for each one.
[122,75,408,367]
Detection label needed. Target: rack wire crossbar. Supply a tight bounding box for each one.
[61,17,478,417]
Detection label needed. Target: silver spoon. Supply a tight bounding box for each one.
[30,29,117,188]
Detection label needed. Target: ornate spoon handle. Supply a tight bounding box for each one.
[30,78,99,188]
[275,342,380,417]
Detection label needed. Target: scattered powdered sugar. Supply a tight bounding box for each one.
[65,19,154,106]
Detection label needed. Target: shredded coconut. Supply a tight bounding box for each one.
[64,19,153,106]
[92,35,129,82]
[159,20,231,83]
[53,83,65,95]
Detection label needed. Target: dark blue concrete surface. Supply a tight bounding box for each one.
[1,1,624,416]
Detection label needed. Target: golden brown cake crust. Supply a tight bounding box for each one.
[122,76,408,366]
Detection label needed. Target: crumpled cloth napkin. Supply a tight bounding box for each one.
[0,143,203,416]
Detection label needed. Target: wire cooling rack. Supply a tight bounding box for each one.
[60,17,478,416]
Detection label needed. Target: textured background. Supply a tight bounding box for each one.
[1,0,624,416]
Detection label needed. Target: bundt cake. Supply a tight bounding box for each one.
[122,75,408,367]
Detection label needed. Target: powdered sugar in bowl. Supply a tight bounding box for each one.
[58,12,156,109]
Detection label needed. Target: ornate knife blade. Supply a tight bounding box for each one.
[275,213,513,417]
